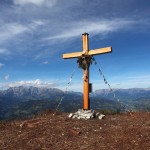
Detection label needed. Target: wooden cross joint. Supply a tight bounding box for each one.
[77,55,93,70]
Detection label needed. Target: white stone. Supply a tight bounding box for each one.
[72,115,77,118]
[68,109,105,120]
[77,116,81,119]
[86,116,91,119]
[68,113,73,118]
[95,112,100,117]
[98,114,105,120]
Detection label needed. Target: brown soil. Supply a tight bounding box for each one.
[0,111,150,150]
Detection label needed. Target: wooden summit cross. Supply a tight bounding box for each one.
[63,33,112,110]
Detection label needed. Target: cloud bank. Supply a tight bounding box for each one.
[13,0,57,6]
[0,0,149,60]
[0,63,4,68]
[1,79,59,89]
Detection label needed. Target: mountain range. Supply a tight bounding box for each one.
[95,88,150,101]
[0,86,150,120]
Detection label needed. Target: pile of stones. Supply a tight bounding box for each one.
[68,109,105,120]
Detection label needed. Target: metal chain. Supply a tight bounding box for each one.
[53,69,75,115]
[92,57,125,111]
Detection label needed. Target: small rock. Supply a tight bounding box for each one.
[68,109,106,120]
[98,114,105,120]
[77,116,81,119]
[68,113,73,118]
[68,129,81,136]
[95,112,100,117]
[72,115,76,119]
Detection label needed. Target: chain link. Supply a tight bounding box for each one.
[92,57,125,110]
[53,69,75,115]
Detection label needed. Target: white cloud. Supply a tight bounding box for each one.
[0,23,31,42]
[0,48,10,55]
[42,61,48,64]
[4,74,10,81]
[14,0,57,6]
[0,1,149,60]
[0,21,45,44]
[28,20,45,30]
[6,79,58,88]
[0,63,4,68]
[1,79,76,91]
[45,19,136,40]
[32,20,45,26]
[14,0,45,6]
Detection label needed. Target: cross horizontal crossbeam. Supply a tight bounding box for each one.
[63,52,83,59]
[63,47,112,59]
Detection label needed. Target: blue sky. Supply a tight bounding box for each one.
[0,0,150,91]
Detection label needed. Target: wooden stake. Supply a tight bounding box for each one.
[82,33,90,110]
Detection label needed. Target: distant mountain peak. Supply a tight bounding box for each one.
[0,86,63,99]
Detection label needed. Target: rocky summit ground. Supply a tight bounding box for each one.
[0,111,150,150]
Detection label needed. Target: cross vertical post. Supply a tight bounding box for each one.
[82,33,90,110]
